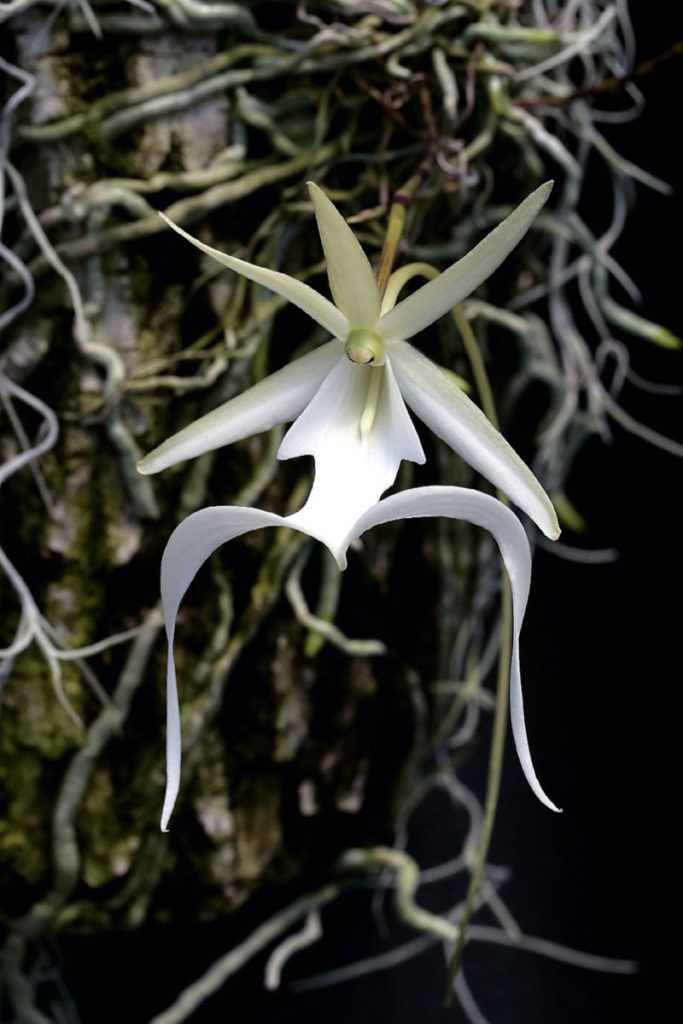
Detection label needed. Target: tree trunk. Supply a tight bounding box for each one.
[0,2,487,941]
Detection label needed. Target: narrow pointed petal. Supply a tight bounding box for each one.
[138,341,342,475]
[377,183,553,342]
[159,506,285,830]
[282,354,425,558]
[159,212,350,339]
[308,183,381,326]
[343,486,560,812]
[391,342,560,539]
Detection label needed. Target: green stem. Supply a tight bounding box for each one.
[444,307,512,1004]
[375,256,513,1002]
[376,128,437,296]
[376,202,407,297]
[444,574,512,1003]
[452,304,499,427]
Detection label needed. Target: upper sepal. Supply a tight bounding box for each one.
[308,183,381,327]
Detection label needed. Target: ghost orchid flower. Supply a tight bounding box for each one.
[138,182,560,551]
[138,183,562,830]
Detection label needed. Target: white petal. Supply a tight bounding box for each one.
[159,505,285,830]
[343,486,560,812]
[377,182,553,342]
[391,342,560,539]
[308,183,381,327]
[159,212,350,339]
[138,341,342,474]
[282,354,425,559]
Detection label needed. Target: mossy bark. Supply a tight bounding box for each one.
[1,10,459,940]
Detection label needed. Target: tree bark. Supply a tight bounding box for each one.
[1,4,486,939]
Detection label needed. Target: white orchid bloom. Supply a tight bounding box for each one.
[139,182,559,549]
[138,183,562,829]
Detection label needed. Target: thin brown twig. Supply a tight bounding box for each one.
[513,39,683,108]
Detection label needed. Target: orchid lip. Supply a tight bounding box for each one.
[158,485,560,830]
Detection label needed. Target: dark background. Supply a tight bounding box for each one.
[61,8,680,1022]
